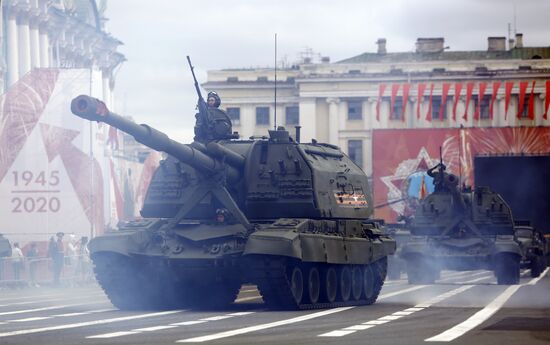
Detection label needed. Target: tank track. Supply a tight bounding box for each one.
[93,253,240,310]
[247,255,387,310]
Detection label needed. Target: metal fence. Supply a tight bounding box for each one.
[0,255,95,288]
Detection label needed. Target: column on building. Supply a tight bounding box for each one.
[493,94,503,127]
[364,97,376,130]
[29,16,41,68]
[326,97,340,145]
[407,96,416,128]
[38,21,50,67]
[17,12,32,78]
[6,10,19,86]
[299,98,317,142]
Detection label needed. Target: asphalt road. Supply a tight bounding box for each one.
[0,268,548,345]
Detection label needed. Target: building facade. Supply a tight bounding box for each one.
[204,34,550,177]
[0,0,124,105]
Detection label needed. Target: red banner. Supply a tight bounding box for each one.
[545,81,550,120]
[390,84,400,119]
[474,82,487,120]
[463,82,475,121]
[489,81,501,120]
[527,81,536,120]
[439,83,451,120]
[453,83,463,121]
[417,83,426,120]
[504,81,514,120]
[402,83,411,122]
[517,81,529,119]
[376,84,386,121]
[425,83,435,121]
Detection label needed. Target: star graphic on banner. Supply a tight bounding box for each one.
[380,147,439,215]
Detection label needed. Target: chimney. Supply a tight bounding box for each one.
[487,37,506,51]
[515,33,523,48]
[376,38,387,54]
[416,37,445,53]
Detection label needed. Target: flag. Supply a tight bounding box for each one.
[527,80,536,120]
[419,175,427,199]
[417,83,426,120]
[425,83,435,121]
[517,81,529,118]
[474,82,487,120]
[106,125,119,150]
[376,84,386,121]
[504,81,514,120]
[402,83,411,122]
[452,83,463,121]
[439,83,451,120]
[463,82,475,121]
[545,81,550,120]
[390,84,400,119]
[489,81,501,120]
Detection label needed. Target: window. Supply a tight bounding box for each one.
[348,100,363,120]
[475,95,491,120]
[391,99,403,120]
[431,97,447,120]
[348,140,363,168]
[226,107,240,125]
[518,96,529,118]
[285,106,299,125]
[256,107,270,125]
[257,76,268,82]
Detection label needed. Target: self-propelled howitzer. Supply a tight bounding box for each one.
[71,95,395,310]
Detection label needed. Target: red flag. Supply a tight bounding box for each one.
[517,81,529,118]
[402,83,411,122]
[463,82,475,121]
[452,83,463,121]
[425,83,435,121]
[107,126,119,150]
[545,81,550,120]
[376,84,386,121]
[527,81,536,120]
[439,83,451,120]
[390,84,400,119]
[489,81,501,120]
[419,175,427,199]
[417,83,426,120]
[504,81,514,120]
[474,82,487,120]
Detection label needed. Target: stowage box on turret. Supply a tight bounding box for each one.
[70,92,395,310]
[400,160,522,285]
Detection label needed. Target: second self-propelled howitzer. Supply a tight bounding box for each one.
[71,95,395,310]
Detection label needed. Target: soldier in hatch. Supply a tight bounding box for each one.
[193,91,233,143]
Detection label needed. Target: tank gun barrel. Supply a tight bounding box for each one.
[71,95,241,182]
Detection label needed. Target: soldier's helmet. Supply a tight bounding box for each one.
[207,92,221,108]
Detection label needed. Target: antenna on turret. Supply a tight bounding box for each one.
[274,33,278,130]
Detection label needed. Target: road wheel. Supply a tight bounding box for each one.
[494,253,520,285]
[530,255,544,278]
[289,266,304,305]
[339,266,352,302]
[306,266,320,304]
[363,264,375,301]
[351,266,363,301]
[321,266,338,303]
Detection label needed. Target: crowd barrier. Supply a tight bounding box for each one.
[0,254,94,288]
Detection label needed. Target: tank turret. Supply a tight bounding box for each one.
[70,70,394,310]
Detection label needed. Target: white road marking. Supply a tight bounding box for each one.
[0,292,106,308]
[0,304,85,316]
[319,285,473,338]
[200,315,233,321]
[177,307,354,343]
[87,331,139,339]
[227,312,255,316]
[0,310,182,338]
[234,296,262,302]
[170,320,207,326]
[425,268,550,342]
[132,325,178,332]
[378,285,426,299]
[8,317,51,323]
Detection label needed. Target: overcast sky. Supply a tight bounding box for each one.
[105,0,550,143]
